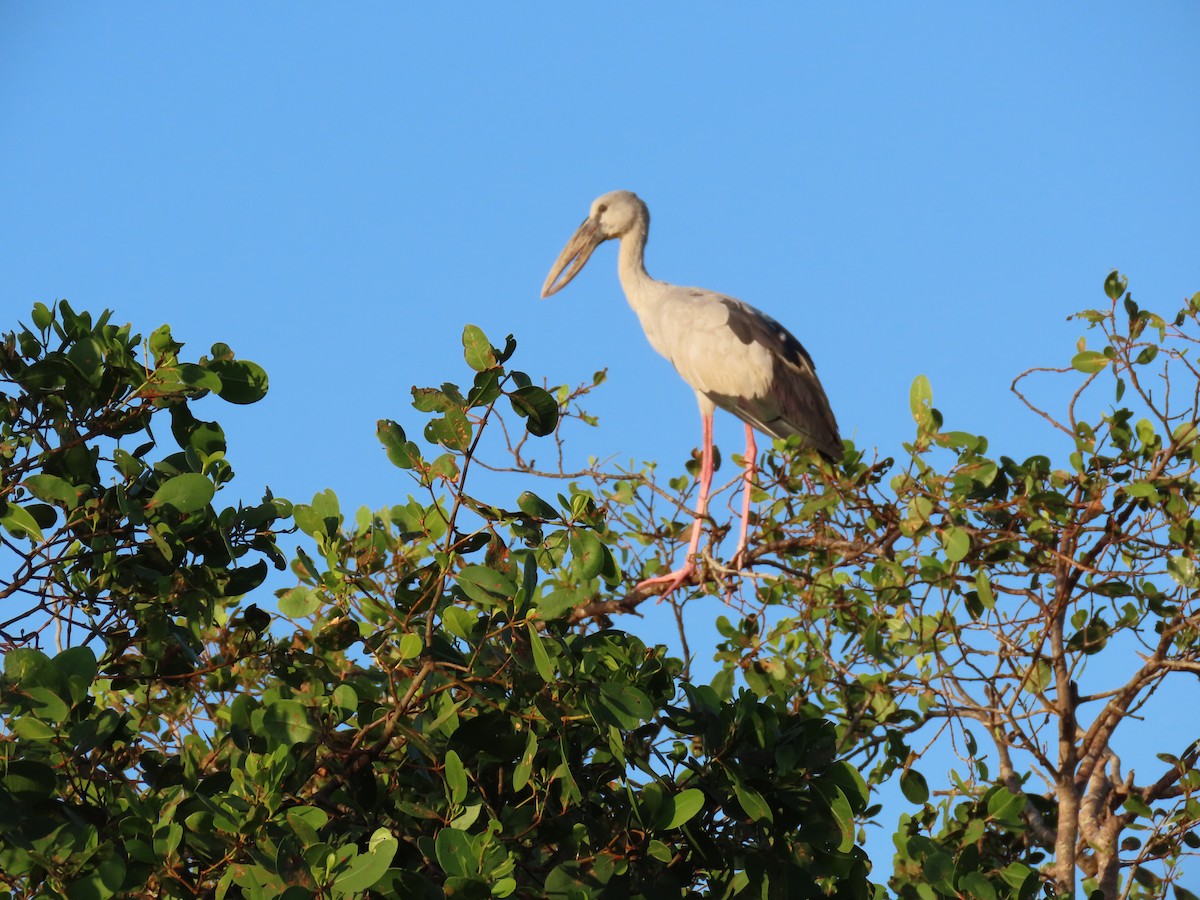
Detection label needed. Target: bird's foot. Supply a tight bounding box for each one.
[636,561,697,602]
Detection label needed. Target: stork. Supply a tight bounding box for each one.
[541,190,841,599]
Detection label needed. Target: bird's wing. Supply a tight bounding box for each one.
[633,284,841,460]
[705,297,842,459]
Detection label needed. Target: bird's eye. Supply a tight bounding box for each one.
[597,204,608,214]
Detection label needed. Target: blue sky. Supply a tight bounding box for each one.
[3,5,1197,513]
[4,2,1199,879]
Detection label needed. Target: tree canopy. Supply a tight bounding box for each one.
[2,275,1199,898]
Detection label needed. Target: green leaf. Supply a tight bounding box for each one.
[732,779,773,824]
[441,606,476,641]
[1068,620,1110,654]
[12,717,58,740]
[975,570,995,609]
[55,646,97,703]
[435,828,474,878]
[3,760,56,799]
[26,687,70,722]
[149,473,215,514]
[941,526,970,562]
[1172,421,1199,448]
[457,565,517,606]
[520,552,538,610]
[1136,418,1157,447]
[429,453,460,482]
[960,817,986,846]
[298,488,342,536]
[468,369,503,408]
[570,530,605,581]
[5,647,52,684]
[169,406,226,456]
[331,685,358,715]
[517,490,559,519]
[424,407,473,451]
[900,768,929,804]
[398,632,422,660]
[226,561,269,597]
[509,385,559,437]
[24,503,56,533]
[209,358,269,404]
[597,682,653,729]
[1123,794,1154,818]
[1,503,44,541]
[647,840,672,862]
[377,419,421,469]
[1104,270,1128,301]
[986,787,1025,825]
[1168,556,1198,589]
[910,374,933,426]
[1024,660,1052,692]
[259,698,319,745]
[1071,350,1110,374]
[333,828,398,893]
[444,750,468,805]
[1000,862,1033,889]
[536,586,582,619]
[175,361,223,392]
[23,473,83,509]
[959,871,997,900]
[278,586,320,618]
[462,324,497,372]
[513,730,537,792]
[67,336,104,379]
[829,787,856,851]
[32,301,52,330]
[666,788,704,829]
[1123,480,1160,500]
[449,803,482,832]
[527,623,554,682]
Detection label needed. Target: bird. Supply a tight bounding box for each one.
[541,190,841,599]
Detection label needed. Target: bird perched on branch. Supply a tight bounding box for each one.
[542,190,840,599]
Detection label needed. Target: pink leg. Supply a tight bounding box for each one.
[637,412,714,599]
[734,423,757,568]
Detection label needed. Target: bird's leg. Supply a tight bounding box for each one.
[637,413,714,599]
[732,423,757,570]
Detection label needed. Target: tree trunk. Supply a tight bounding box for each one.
[1056,778,1081,895]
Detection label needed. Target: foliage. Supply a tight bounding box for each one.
[569,272,1200,899]
[0,303,873,898]
[4,271,1200,899]
[493,272,1200,898]
[0,301,288,895]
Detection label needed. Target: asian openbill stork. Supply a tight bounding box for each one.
[542,190,840,599]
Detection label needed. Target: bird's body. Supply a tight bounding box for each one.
[628,282,841,456]
[542,190,840,597]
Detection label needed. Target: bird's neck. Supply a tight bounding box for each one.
[616,217,654,301]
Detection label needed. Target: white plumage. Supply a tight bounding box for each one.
[542,190,840,597]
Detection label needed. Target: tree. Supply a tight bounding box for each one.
[1,304,872,897]
[531,271,1200,899]
[2,271,1198,899]
[477,272,1200,898]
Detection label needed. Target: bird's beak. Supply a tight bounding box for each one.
[541,218,602,298]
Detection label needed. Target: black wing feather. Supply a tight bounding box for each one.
[707,298,842,459]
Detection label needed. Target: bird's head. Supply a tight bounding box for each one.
[541,190,647,298]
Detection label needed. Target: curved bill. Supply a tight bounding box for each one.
[541,218,602,298]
